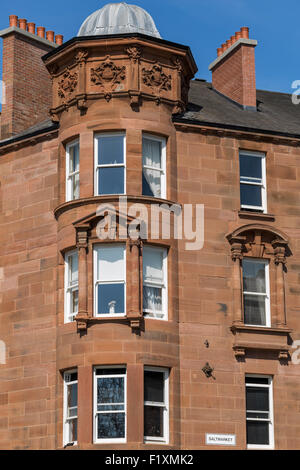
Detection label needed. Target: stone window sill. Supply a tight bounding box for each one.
[238,210,275,222]
[231,323,292,360]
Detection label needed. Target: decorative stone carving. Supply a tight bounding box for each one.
[202,362,214,378]
[272,239,288,265]
[125,45,142,63]
[142,62,172,92]
[58,68,78,102]
[74,49,89,64]
[91,56,126,98]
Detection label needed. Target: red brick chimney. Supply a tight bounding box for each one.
[0,15,63,139]
[209,27,257,109]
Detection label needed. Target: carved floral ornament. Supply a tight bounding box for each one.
[226,224,292,265]
[125,45,142,63]
[142,62,172,92]
[90,56,126,101]
[58,68,78,101]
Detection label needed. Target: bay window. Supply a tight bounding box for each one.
[239,150,266,212]
[142,134,166,198]
[63,370,78,446]
[65,250,79,323]
[66,140,80,201]
[143,246,167,320]
[94,367,126,443]
[242,258,270,327]
[246,375,274,449]
[144,367,169,444]
[95,133,126,195]
[94,244,126,317]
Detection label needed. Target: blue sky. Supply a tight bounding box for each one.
[0,0,299,93]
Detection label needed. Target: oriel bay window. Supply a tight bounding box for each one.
[144,367,169,444]
[95,133,125,195]
[143,246,167,320]
[66,140,80,201]
[142,134,166,198]
[94,244,126,317]
[65,250,79,323]
[246,375,274,449]
[94,367,126,443]
[239,150,266,212]
[63,370,78,446]
[242,258,270,327]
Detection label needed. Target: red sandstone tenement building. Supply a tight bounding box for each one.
[0,2,300,450]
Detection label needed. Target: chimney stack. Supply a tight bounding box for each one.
[209,27,257,110]
[0,15,62,139]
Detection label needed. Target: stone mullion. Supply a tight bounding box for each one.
[76,226,89,321]
[272,240,288,327]
[229,236,245,325]
[127,239,143,329]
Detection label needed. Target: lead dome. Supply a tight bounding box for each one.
[78,2,161,38]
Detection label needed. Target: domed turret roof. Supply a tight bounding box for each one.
[78,2,161,38]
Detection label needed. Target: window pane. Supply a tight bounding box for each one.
[143,168,161,197]
[96,368,126,376]
[240,154,262,179]
[98,136,124,165]
[246,377,269,385]
[73,173,80,200]
[246,387,269,412]
[247,420,269,445]
[69,418,77,443]
[98,167,124,195]
[143,248,164,284]
[144,405,163,438]
[97,413,125,439]
[243,260,266,293]
[240,183,262,208]
[97,283,124,315]
[143,286,162,313]
[69,253,78,285]
[97,246,124,282]
[144,371,164,403]
[67,383,78,409]
[70,144,79,173]
[244,294,266,325]
[97,377,124,405]
[70,289,78,315]
[143,138,162,169]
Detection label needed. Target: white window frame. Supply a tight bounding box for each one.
[143,246,168,321]
[93,244,126,318]
[242,258,271,328]
[94,132,126,196]
[66,139,80,202]
[239,150,267,213]
[64,250,79,323]
[63,370,78,447]
[93,366,127,444]
[142,133,166,199]
[144,366,169,445]
[246,375,274,450]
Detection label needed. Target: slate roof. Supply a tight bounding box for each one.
[0,119,58,147]
[175,80,300,139]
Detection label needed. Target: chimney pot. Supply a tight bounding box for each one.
[27,23,36,35]
[240,27,249,39]
[221,43,227,53]
[9,15,18,27]
[217,47,222,57]
[46,31,55,42]
[37,27,45,38]
[235,31,242,40]
[19,19,27,31]
[226,39,232,48]
[55,34,63,45]
[231,35,236,45]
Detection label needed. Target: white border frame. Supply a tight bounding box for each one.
[144,366,169,445]
[66,139,80,202]
[64,250,79,324]
[94,132,126,196]
[242,257,271,328]
[143,245,168,321]
[63,369,78,447]
[239,150,267,213]
[245,374,274,450]
[93,244,126,318]
[93,366,127,444]
[142,133,167,199]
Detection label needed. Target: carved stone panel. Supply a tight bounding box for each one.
[90,56,126,100]
[58,68,78,104]
[142,62,172,93]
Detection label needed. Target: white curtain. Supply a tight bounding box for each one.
[143,139,161,197]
